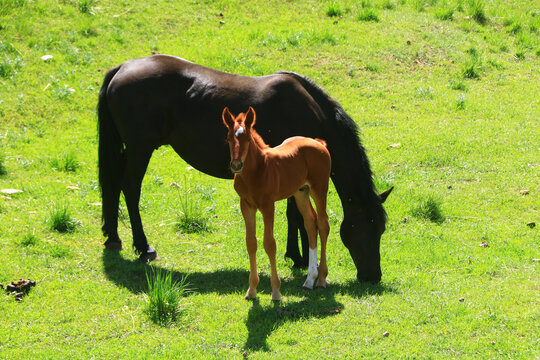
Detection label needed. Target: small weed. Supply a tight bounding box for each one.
[145,267,189,326]
[515,50,525,61]
[326,2,342,17]
[0,56,23,78]
[50,152,79,172]
[78,0,96,15]
[411,196,445,223]
[357,8,379,22]
[450,78,467,91]
[360,0,372,8]
[415,86,434,99]
[21,233,38,246]
[462,47,482,79]
[456,94,466,110]
[48,205,79,233]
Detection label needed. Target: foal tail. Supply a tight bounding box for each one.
[97,65,124,237]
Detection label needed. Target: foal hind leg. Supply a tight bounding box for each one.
[122,146,157,262]
[293,188,319,290]
[310,186,330,288]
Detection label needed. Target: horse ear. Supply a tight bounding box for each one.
[222,107,234,128]
[378,187,394,203]
[245,106,256,128]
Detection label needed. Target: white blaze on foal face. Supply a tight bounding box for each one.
[235,126,245,137]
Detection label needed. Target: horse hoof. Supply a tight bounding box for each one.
[139,249,158,263]
[104,239,123,251]
[302,284,313,291]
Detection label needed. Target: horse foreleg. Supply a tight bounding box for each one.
[294,189,319,290]
[241,199,259,299]
[122,146,156,262]
[260,203,281,301]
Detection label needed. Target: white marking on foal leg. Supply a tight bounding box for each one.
[303,248,318,290]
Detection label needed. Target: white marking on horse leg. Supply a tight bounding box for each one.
[302,247,318,289]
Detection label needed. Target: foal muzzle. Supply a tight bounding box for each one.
[229,160,244,174]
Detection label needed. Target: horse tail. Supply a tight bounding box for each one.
[97,65,124,237]
[278,71,386,224]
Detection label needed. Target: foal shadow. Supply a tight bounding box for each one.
[102,249,394,352]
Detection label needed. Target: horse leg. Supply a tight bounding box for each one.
[293,188,319,290]
[241,199,259,299]
[310,186,330,288]
[122,146,156,262]
[285,197,309,268]
[102,155,125,251]
[260,203,281,301]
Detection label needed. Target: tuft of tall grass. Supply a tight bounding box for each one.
[357,8,379,22]
[435,7,454,21]
[20,233,38,246]
[175,179,212,234]
[0,152,6,176]
[411,196,445,224]
[326,2,342,17]
[50,152,79,172]
[468,0,487,25]
[145,267,189,326]
[78,0,96,15]
[456,94,466,110]
[462,47,482,79]
[48,205,80,233]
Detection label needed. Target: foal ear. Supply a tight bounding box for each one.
[378,187,394,204]
[245,106,256,128]
[222,107,235,128]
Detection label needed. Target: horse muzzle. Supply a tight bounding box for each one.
[229,160,244,174]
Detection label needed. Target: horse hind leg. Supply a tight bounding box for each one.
[293,188,319,290]
[122,146,157,262]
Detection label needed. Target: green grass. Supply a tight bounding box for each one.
[145,267,189,326]
[0,0,538,358]
[48,205,79,233]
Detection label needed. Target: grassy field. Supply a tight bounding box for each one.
[1,0,539,358]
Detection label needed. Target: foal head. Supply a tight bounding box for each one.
[222,107,256,174]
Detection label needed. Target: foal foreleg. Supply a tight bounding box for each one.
[261,203,281,301]
[241,200,259,299]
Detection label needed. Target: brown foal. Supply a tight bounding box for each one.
[222,107,332,301]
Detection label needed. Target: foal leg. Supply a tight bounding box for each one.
[241,199,259,300]
[260,203,281,301]
[122,146,157,262]
[311,187,330,288]
[293,188,319,290]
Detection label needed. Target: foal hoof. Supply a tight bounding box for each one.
[138,247,158,263]
[104,239,123,251]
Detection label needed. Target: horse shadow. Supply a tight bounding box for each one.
[102,249,394,352]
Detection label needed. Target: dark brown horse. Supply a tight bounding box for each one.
[98,54,392,282]
[223,107,332,301]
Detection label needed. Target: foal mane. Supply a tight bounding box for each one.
[248,127,270,150]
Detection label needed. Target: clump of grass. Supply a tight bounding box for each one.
[175,180,212,234]
[468,0,487,25]
[365,63,380,72]
[382,0,395,10]
[48,205,79,233]
[145,267,189,326]
[462,47,482,79]
[411,196,445,224]
[0,153,6,176]
[326,2,342,17]
[450,78,467,91]
[357,8,379,22]
[50,152,79,172]
[435,7,454,21]
[415,86,434,99]
[21,233,38,246]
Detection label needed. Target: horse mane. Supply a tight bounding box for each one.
[277,71,387,224]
